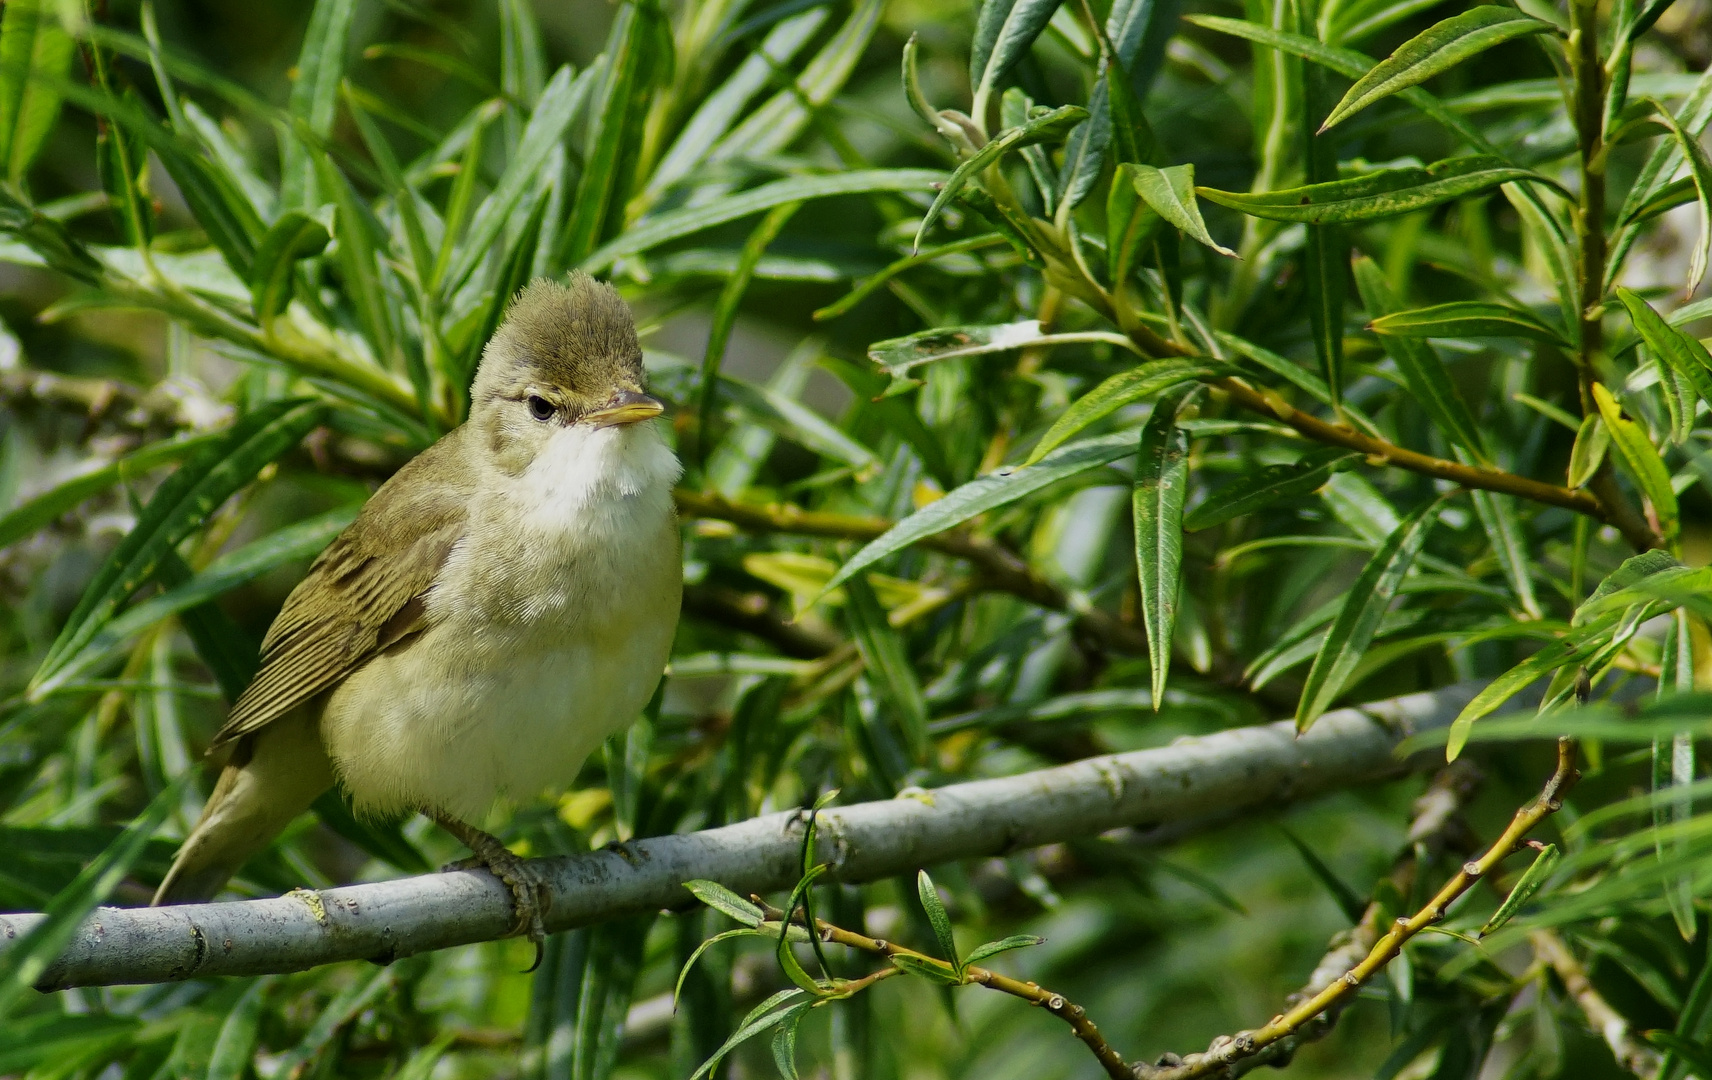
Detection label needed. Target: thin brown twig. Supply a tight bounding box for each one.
[1135,737,1580,1080]
[1530,928,1663,1078]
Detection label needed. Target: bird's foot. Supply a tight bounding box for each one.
[433,813,550,968]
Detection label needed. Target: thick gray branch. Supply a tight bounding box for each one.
[1,683,1477,989]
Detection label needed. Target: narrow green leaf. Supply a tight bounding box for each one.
[1621,288,1712,413]
[558,3,664,266]
[1026,359,1220,465]
[770,1003,811,1080]
[1125,163,1235,257]
[1277,825,1366,922]
[916,871,960,973]
[650,12,831,198]
[1135,386,1196,708]
[0,773,187,1016]
[1479,843,1561,936]
[1321,7,1552,131]
[970,0,1064,119]
[270,967,392,1077]
[822,431,1138,595]
[1353,255,1487,460]
[1642,97,1712,295]
[718,374,878,472]
[964,935,1046,965]
[1198,156,1549,225]
[698,201,802,460]
[1054,78,1111,215]
[815,236,1006,322]
[1504,183,1581,347]
[1446,611,1624,760]
[675,928,764,1007]
[870,320,1137,379]
[205,977,273,1080]
[913,104,1087,251]
[1185,447,1361,530]
[247,211,329,322]
[312,158,398,384]
[457,190,549,389]
[1567,414,1610,489]
[1297,499,1443,731]
[689,989,811,1080]
[1643,1031,1712,1080]
[711,0,879,165]
[1655,609,1698,941]
[1184,15,1514,157]
[0,0,75,184]
[1593,381,1679,543]
[278,0,357,211]
[441,64,590,296]
[34,505,356,700]
[845,576,929,762]
[686,877,766,931]
[1370,300,1569,345]
[585,169,947,273]
[1469,490,1542,619]
[30,400,326,696]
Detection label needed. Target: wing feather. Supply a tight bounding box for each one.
[210,431,475,749]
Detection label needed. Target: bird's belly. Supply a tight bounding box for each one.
[320,601,674,821]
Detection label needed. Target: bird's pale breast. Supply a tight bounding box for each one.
[319,422,682,820]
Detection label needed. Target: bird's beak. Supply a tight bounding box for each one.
[586,390,666,428]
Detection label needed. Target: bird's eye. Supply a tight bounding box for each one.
[526,395,554,421]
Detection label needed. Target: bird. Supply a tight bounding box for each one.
[152,274,683,946]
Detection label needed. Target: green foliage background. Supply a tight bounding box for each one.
[1,0,1711,1075]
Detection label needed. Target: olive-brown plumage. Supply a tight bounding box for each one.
[155,277,682,939]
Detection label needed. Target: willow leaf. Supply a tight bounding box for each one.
[1369,300,1568,345]
[1297,499,1443,731]
[1593,382,1679,543]
[1135,386,1196,707]
[1321,7,1553,131]
[824,431,1138,594]
[1026,359,1220,465]
[1185,448,1361,531]
[1198,156,1546,225]
[1125,163,1234,256]
[30,400,326,696]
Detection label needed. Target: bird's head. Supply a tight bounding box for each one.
[470,274,666,475]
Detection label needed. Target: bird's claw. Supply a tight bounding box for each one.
[433,815,551,965]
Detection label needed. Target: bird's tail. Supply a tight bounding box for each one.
[153,708,334,906]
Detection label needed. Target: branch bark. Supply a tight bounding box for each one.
[1,683,1484,990]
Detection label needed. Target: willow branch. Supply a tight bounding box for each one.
[1136,737,1580,1080]
[1090,276,1660,550]
[1203,376,1660,550]
[672,489,1149,654]
[0,682,1481,989]
[1530,929,1663,1078]
[1217,763,1482,1076]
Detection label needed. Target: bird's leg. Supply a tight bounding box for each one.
[432,812,550,961]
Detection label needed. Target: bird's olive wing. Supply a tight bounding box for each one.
[209,433,473,749]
